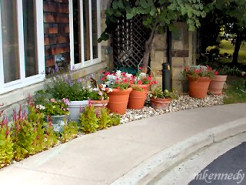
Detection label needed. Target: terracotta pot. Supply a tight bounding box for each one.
[209,75,227,95]
[128,90,147,109]
[90,99,109,116]
[107,88,132,114]
[150,98,172,109]
[188,76,211,99]
[128,84,150,109]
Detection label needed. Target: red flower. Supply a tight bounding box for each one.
[100,70,104,74]
[117,86,120,90]
[124,78,128,83]
[139,67,142,70]
[138,80,143,85]
[105,72,110,76]
[101,77,105,81]
[215,71,219,75]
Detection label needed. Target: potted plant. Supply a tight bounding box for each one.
[88,88,109,115]
[46,74,89,122]
[209,69,227,95]
[128,70,158,109]
[183,65,216,99]
[100,70,133,114]
[36,98,70,132]
[149,87,178,109]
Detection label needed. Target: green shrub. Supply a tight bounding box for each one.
[109,114,121,126]
[98,108,111,130]
[61,121,79,143]
[0,116,14,169]
[80,106,99,134]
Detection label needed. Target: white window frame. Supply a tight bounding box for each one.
[0,0,45,94]
[69,0,101,70]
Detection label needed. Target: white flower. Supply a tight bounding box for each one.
[101,84,106,88]
[139,72,147,78]
[36,104,45,110]
[126,73,133,79]
[116,70,121,77]
[107,74,117,82]
[93,88,99,91]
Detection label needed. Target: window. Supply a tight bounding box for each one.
[70,0,101,69]
[0,0,45,94]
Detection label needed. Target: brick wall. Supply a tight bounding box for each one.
[43,0,70,72]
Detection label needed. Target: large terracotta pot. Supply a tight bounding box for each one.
[91,99,109,116]
[209,75,227,95]
[150,98,172,109]
[188,76,211,99]
[128,84,150,109]
[107,88,132,114]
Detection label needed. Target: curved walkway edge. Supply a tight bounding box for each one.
[111,117,246,185]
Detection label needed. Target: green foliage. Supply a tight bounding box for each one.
[150,86,179,99]
[183,65,217,79]
[98,108,111,130]
[61,121,79,143]
[99,0,206,42]
[109,114,121,127]
[80,106,99,134]
[224,76,246,104]
[0,115,14,169]
[88,89,108,101]
[36,98,70,116]
[46,74,89,101]
[46,120,58,148]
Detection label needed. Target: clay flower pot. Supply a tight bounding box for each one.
[90,99,109,116]
[107,88,132,114]
[209,75,227,95]
[128,84,150,109]
[188,76,211,99]
[150,98,172,109]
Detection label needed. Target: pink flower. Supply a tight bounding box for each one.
[215,71,219,75]
[51,98,55,102]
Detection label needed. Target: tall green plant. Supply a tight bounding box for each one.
[0,115,14,169]
[80,105,99,134]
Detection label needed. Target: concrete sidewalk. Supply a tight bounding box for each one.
[0,103,246,185]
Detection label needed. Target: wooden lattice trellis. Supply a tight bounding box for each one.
[113,15,150,69]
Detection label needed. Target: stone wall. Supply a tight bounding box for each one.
[151,22,196,92]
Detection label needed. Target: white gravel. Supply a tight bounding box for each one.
[122,95,224,123]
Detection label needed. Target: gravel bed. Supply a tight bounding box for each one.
[121,95,224,124]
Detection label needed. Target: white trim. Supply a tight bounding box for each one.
[17,0,26,80]
[89,0,93,63]
[0,0,4,92]
[36,0,45,76]
[0,0,45,95]
[69,0,101,70]
[69,0,75,69]
[80,0,84,65]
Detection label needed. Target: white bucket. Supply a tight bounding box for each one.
[69,100,89,122]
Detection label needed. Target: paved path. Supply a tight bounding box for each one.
[0,103,245,185]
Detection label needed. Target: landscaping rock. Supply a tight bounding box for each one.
[122,95,224,124]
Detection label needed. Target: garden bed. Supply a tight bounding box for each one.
[122,95,224,123]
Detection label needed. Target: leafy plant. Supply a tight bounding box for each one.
[183,65,217,79]
[101,70,134,90]
[99,0,207,71]
[150,86,178,99]
[109,114,121,127]
[61,121,79,143]
[36,98,70,116]
[88,88,108,100]
[98,108,111,130]
[134,68,158,85]
[46,73,89,101]
[46,117,58,148]
[80,105,99,134]
[0,114,14,169]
